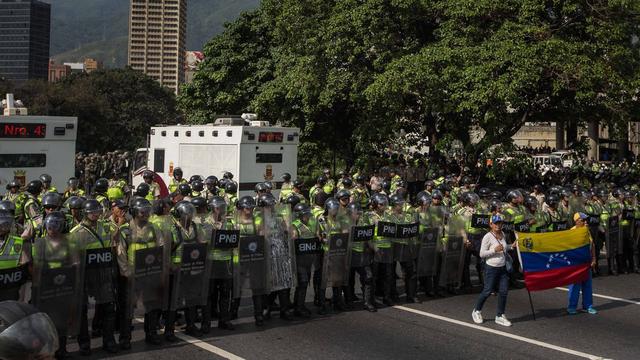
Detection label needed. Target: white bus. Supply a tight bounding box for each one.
[131,115,299,198]
[0,115,78,191]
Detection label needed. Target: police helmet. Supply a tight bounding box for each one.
[142,170,154,180]
[560,189,571,199]
[236,196,256,210]
[192,180,204,192]
[173,201,196,222]
[316,175,327,185]
[506,189,523,203]
[612,188,622,198]
[336,189,351,200]
[431,189,443,201]
[346,202,363,217]
[264,182,273,191]
[130,198,152,217]
[83,199,103,215]
[461,176,473,186]
[204,175,219,187]
[572,184,581,193]
[524,196,538,209]
[324,197,340,213]
[178,183,192,196]
[5,181,19,190]
[255,182,268,193]
[323,168,331,175]
[41,192,62,209]
[208,196,227,212]
[490,191,502,200]
[281,173,292,182]
[225,181,238,194]
[424,180,435,188]
[223,171,234,180]
[136,182,150,197]
[67,177,80,188]
[26,180,43,195]
[389,193,405,207]
[43,211,66,234]
[415,191,431,206]
[438,183,451,193]
[0,200,16,215]
[463,192,480,206]
[94,178,109,194]
[293,179,304,188]
[546,194,559,207]
[173,168,183,177]
[355,174,366,184]
[342,178,353,188]
[533,184,543,192]
[293,203,312,218]
[39,174,52,184]
[0,301,58,360]
[257,193,277,207]
[67,196,85,210]
[380,180,391,192]
[478,187,491,198]
[0,209,14,231]
[189,175,203,184]
[190,196,207,210]
[285,194,301,208]
[489,199,503,213]
[371,193,389,207]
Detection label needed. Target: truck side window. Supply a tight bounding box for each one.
[154,149,165,173]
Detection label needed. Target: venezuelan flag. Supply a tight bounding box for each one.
[517,227,591,292]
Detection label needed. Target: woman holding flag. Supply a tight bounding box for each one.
[472,214,518,327]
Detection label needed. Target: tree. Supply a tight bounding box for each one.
[13,68,178,153]
[367,0,640,164]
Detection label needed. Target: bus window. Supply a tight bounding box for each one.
[153,149,165,173]
[0,154,46,168]
[133,149,148,173]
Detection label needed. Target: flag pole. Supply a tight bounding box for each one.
[527,289,536,321]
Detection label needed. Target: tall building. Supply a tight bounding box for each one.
[128,0,187,94]
[83,58,103,73]
[0,0,51,84]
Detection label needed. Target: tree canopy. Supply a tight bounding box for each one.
[180,0,640,174]
[7,68,178,153]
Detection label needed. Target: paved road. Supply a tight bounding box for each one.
[72,272,640,360]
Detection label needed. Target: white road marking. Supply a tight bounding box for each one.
[133,318,245,360]
[555,287,640,305]
[174,333,245,360]
[394,305,608,360]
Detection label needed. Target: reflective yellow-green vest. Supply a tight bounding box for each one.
[0,235,23,269]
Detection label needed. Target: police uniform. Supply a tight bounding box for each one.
[71,220,117,353]
[0,233,27,301]
[168,178,187,194]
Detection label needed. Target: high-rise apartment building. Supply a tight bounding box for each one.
[0,0,50,83]
[128,0,186,94]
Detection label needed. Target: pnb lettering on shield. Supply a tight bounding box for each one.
[402,226,418,236]
[357,228,373,238]
[0,270,22,284]
[298,242,317,252]
[220,233,238,244]
[88,251,112,264]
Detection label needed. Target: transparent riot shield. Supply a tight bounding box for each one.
[392,212,419,262]
[264,204,296,292]
[321,209,352,289]
[125,222,170,319]
[233,214,268,299]
[207,223,239,280]
[607,216,620,259]
[71,224,117,304]
[371,212,395,264]
[31,235,84,336]
[170,222,211,310]
[0,264,27,301]
[294,217,322,285]
[417,227,439,277]
[350,223,375,268]
[439,214,465,288]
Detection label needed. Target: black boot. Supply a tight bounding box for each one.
[55,336,69,359]
[278,289,294,320]
[332,287,346,312]
[363,283,377,313]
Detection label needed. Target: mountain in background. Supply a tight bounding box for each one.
[44,0,260,68]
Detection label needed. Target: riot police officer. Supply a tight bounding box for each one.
[0,209,28,301]
[168,168,187,193]
[142,170,161,201]
[23,180,43,227]
[66,196,85,227]
[291,203,321,316]
[72,199,118,355]
[279,173,294,201]
[346,202,377,312]
[63,177,85,200]
[201,196,235,332]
